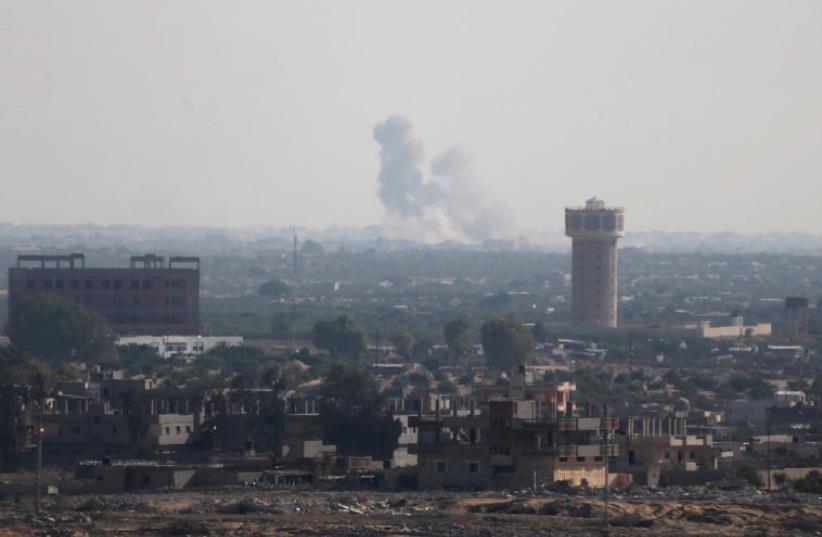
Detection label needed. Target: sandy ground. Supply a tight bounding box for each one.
[0,488,820,536]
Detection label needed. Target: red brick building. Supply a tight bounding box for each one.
[7,253,200,335]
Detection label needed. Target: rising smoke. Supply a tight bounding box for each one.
[373,115,513,243]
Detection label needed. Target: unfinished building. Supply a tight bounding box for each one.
[410,397,617,489]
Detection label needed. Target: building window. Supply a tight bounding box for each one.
[84,280,93,290]
[71,280,80,290]
[165,427,170,435]
[44,280,53,290]
[434,461,448,473]
[131,280,140,290]
[113,279,122,290]
[186,426,191,433]
[176,426,181,434]
[559,457,567,463]
[142,280,151,290]
[102,280,111,290]
[577,456,585,462]
[468,462,480,473]
[56,280,65,290]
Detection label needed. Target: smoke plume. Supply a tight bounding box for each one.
[373,115,513,243]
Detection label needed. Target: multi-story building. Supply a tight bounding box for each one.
[785,296,810,337]
[410,371,614,490]
[565,197,625,327]
[619,413,717,488]
[40,377,203,459]
[7,253,200,335]
[410,398,617,489]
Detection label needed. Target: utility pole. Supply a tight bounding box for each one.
[374,328,380,365]
[291,226,299,351]
[34,401,43,514]
[602,403,610,534]
[766,413,772,491]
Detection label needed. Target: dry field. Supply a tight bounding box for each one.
[0,488,820,536]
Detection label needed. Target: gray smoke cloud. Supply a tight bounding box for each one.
[373,115,513,243]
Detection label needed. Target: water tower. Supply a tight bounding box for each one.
[564,197,625,327]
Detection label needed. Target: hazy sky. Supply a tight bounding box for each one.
[1,1,820,234]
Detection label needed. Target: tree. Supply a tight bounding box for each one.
[481,316,534,371]
[1,347,56,468]
[393,331,414,358]
[258,279,292,298]
[479,291,512,310]
[722,375,775,401]
[312,315,367,358]
[8,295,116,365]
[116,344,164,376]
[321,362,380,408]
[319,363,400,459]
[0,346,55,400]
[301,239,325,255]
[444,319,472,358]
[531,321,549,342]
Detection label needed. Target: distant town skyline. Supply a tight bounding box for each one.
[1,1,820,235]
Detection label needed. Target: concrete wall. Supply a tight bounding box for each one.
[149,414,196,447]
[759,466,822,490]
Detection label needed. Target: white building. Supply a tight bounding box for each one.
[116,335,243,358]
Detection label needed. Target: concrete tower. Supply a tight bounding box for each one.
[565,197,625,327]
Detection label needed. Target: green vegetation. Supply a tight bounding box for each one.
[792,471,822,494]
[0,346,55,400]
[312,315,368,359]
[717,375,775,401]
[8,294,116,365]
[444,318,472,358]
[481,316,533,370]
[258,278,292,298]
[319,363,401,459]
[116,344,166,376]
[0,346,56,468]
[392,331,414,358]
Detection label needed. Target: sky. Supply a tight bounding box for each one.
[1,1,820,236]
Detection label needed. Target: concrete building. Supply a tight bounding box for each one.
[409,370,615,489]
[40,377,203,457]
[565,197,624,328]
[410,399,617,489]
[541,317,772,340]
[7,253,200,335]
[785,296,810,336]
[116,335,243,358]
[619,413,717,488]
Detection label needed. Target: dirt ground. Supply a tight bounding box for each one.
[0,488,820,536]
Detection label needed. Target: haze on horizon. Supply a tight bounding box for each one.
[1,1,820,237]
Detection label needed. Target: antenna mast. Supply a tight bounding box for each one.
[291,226,299,350]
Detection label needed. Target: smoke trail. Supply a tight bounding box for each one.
[372,115,513,243]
